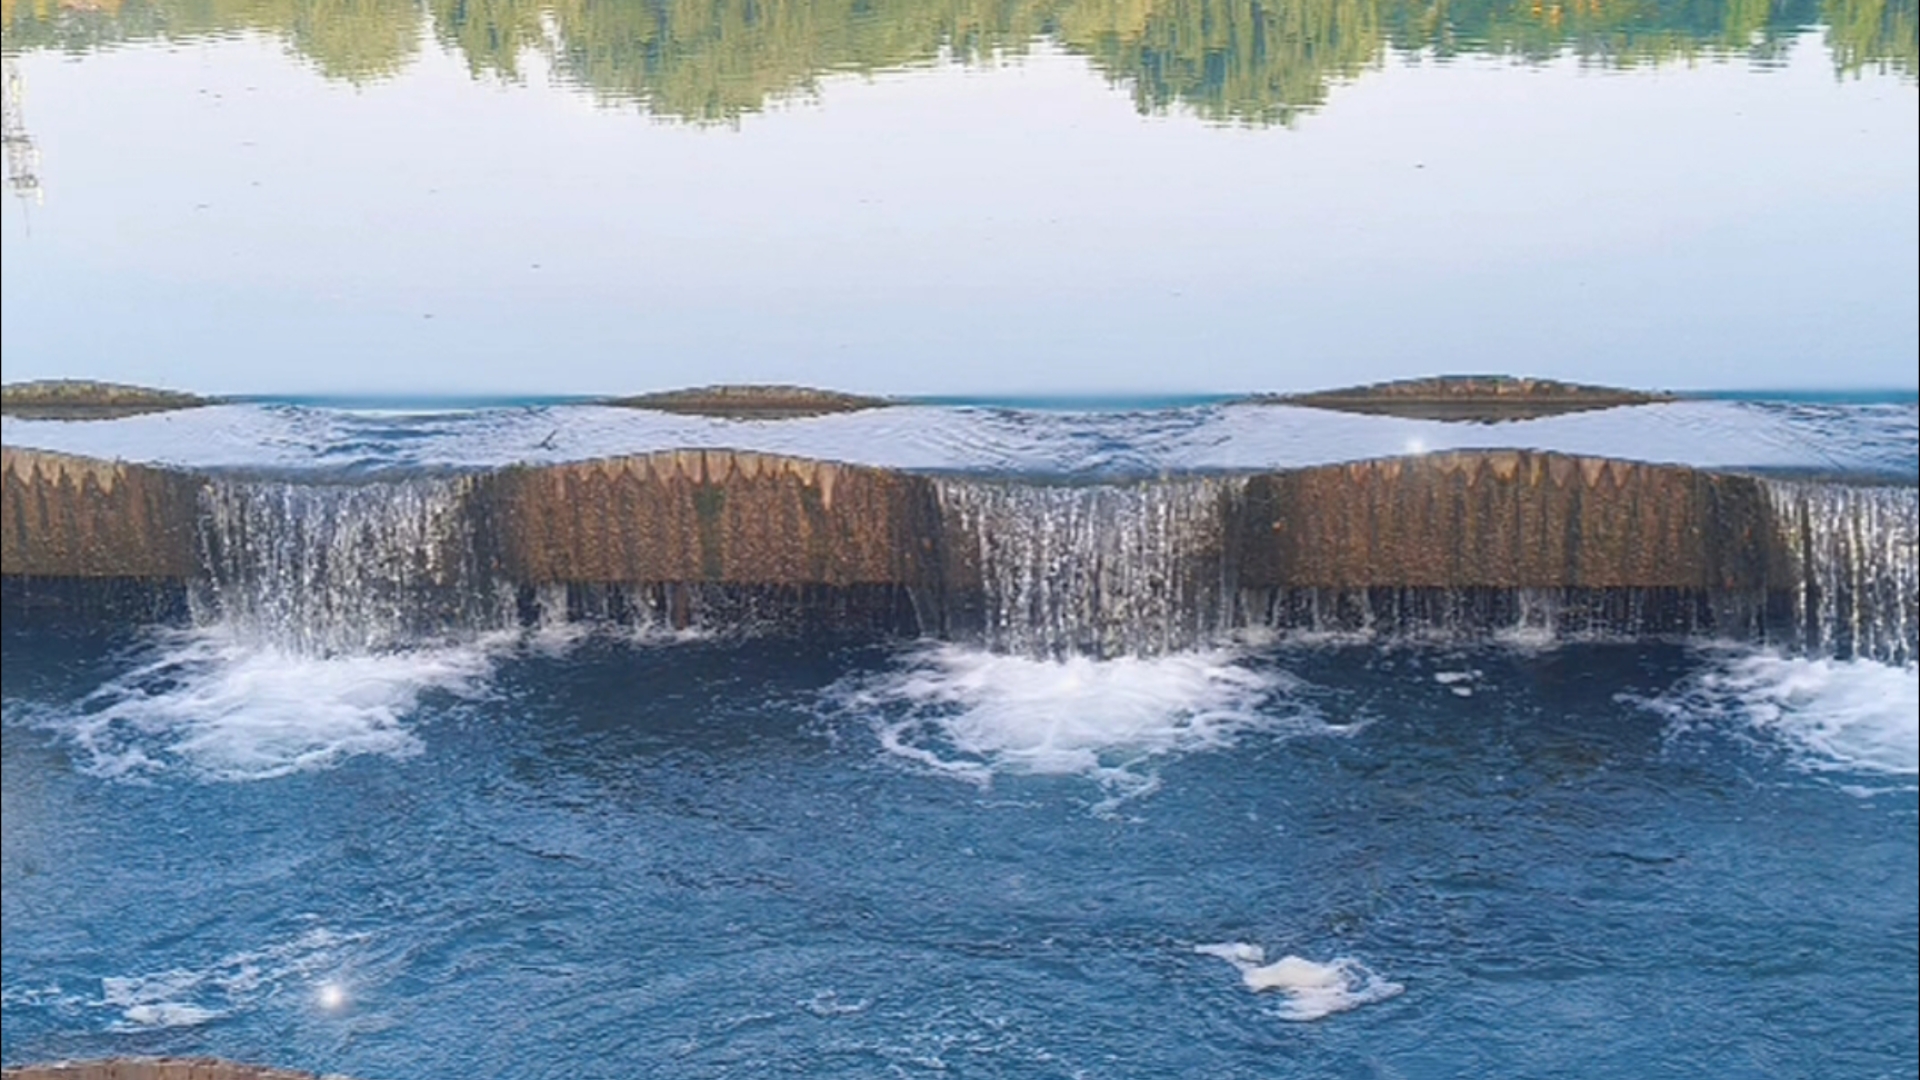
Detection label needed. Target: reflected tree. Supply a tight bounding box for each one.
[3,0,1913,120]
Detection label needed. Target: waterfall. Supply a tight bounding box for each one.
[191,475,510,654]
[1247,586,1740,643]
[108,469,1920,665]
[1765,481,1918,666]
[933,478,1241,659]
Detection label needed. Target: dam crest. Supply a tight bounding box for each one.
[4,443,1913,663]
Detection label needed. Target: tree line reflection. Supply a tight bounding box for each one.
[2,0,1913,123]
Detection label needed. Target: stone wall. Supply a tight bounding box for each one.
[1236,450,1775,589]
[474,450,944,587]
[0,446,1843,634]
[1,448,203,579]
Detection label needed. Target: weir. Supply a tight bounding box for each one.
[3,446,1915,662]
[1763,481,1919,667]
[932,477,1241,658]
[193,475,511,654]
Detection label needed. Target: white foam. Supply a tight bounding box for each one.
[1194,943,1404,1021]
[1638,649,1919,776]
[47,628,492,781]
[99,927,363,1030]
[829,644,1326,792]
[118,1001,220,1028]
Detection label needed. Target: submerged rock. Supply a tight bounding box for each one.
[1,379,215,420]
[604,384,891,419]
[1251,375,1676,421]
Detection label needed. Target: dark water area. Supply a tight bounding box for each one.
[3,628,1916,1078]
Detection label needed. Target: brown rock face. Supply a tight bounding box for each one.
[1238,450,1772,589]
[0,448,203,579]
[1,380,214,420]
[477,450,942,587]
[1258,375,1675,421]
[603,385,891,419]
[0,447,1791,592]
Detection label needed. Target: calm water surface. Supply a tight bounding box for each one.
[1,0,1916,394]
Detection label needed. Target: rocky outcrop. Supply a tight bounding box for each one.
[2,380,215,420]
[603,385,891,419]
[1255,376,1675,421]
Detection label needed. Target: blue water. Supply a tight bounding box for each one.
[3,625,1916,1077]
[4,0,1917,1065]
[6,399,1917,481]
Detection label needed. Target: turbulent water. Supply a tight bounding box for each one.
[3,631,1915,1077]
[2,399,1916,1077]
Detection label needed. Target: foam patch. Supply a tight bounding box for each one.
[1195,942,1404,1021]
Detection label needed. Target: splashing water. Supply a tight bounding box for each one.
[827,644,1322,793]
[1635,648,1919,777]
[193,474,512,655]
[37,628,493,781]
[1764,482,1918,665]
[934,477,1242,659]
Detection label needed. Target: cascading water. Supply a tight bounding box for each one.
[1764,481,1918,665]
[152,471,1920,665]
[933,477,1242,659]
[191,475,511,655]
[1247,585,1766,644]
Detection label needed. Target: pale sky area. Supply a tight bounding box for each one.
[1,37,1915,396]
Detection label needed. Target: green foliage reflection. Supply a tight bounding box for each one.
[3,0,1913,120]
